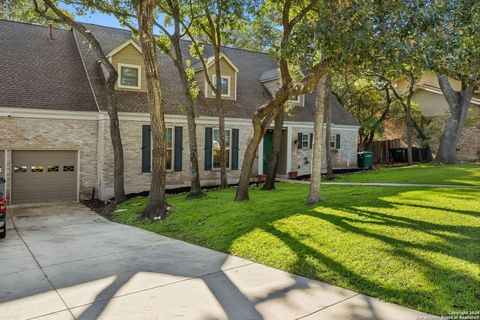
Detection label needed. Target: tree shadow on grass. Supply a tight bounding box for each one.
[216,185,479,315]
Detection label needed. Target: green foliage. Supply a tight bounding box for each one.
[333,75,401,147]
[425,0,480,81]
[155,35,171,54]
[1,0,66,27]
[113,176,480,315]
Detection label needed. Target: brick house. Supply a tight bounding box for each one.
[0,20,359,204]
[394,71,480,161]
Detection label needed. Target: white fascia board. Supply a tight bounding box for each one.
[114,112,360,130]
[416,85,480,105]
[0,107,99,120]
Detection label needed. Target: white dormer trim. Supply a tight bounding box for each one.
[200,52,239,73]
[117,63,142,90]
[107,39,142,58]
[211,75,231,97]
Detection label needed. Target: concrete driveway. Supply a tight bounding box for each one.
[0,203,430,320]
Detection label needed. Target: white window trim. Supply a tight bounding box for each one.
[330,135,337,149]
[150,127,175,172]
[211,75,231,98]
[212,128,232,170]
[118,63,142,90]
[288,95,301,103]
[302,133,310,149]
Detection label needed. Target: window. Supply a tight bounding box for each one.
[14,166,27,173]
[330,135,336,148]
[302,133,310,149]
[330,134,341,150]
[47,165,59,172]
[213,129,231,169]
[288,95,301,103]
[166,128,173,171]
[63,165,75,172]
[118,64,141,89]
[212,75,230,97]
[149,128,174,171]
[31,166,44,172]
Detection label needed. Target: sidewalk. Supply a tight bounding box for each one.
[285,180,480,189]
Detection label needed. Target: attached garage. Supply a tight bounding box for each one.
[11,150,78,204]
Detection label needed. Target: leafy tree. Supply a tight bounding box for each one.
[33,0,127,203]
[133,0,169,219]
[334,76,395,151]
[184,0,255,189]
[234,0,331,201]
[427,0,480,163]
[1,0,65,26]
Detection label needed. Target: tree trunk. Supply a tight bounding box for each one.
[324,92,333,179]
[263,107,285,190]
[434,74,474,164]
[389,73,416,165]
[34,0,126,203]
[235,60,330,201]
[235,97,286,201]
[213,52,228,189]
[307,73,331,204]
[136,0,168,220]
[105,85,127,203]
[169,36,205,199]
[405,103,414,165]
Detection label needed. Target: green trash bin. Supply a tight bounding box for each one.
[357,151,375,170]
[390,148,406,162]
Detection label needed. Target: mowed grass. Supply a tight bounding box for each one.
[113,183,480,315]
[335,163,480,186]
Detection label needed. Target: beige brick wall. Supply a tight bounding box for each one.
[291,126,359,176]
[0,116,98,201]
[99,118,257,199]
[429,106,480,161]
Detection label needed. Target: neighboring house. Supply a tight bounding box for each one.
[394,71,480,161]
[0,20,359,205]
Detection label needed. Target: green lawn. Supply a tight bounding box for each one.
[336,163,480,186]
[113,183,480,315]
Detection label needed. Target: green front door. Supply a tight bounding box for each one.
[263,130,273,173]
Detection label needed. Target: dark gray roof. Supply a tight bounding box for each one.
[76,23,358,125]
[0,20,358,126]
[0,20,97,112]
[260,68,280,82]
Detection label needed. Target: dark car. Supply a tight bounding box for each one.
[0,177,6,238]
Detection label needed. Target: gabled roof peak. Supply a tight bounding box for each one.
[107,39,142,58]
[193,52,239,72]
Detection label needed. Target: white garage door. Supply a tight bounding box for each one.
[11,150,78,204]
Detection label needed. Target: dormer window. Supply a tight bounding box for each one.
[212,75,231,97]
[118,63,141,89]
[288,95,301,103]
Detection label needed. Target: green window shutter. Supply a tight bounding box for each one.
[141,125,151,172]
[336,134,341,149]
[231,128,239,170]
[205,127,213,170]
[297,132,303,149]
[174,126,183,171]
[310,133,314,149]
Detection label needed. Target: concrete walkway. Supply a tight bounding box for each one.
[0,203,431,320]
[286,180,480,189]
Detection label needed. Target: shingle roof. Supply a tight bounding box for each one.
[260,68,280,82]
[0,20,97,112]
[75,23,359,125]
[0,20,358,126]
